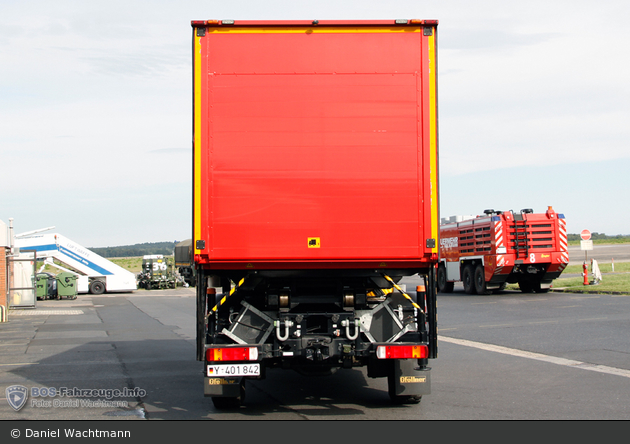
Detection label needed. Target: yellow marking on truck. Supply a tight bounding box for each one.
[194,35,203,255]
[428,30,439,251]
[382,274,423,312]
[209,277,246,314]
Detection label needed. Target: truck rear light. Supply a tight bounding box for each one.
[206,346,258,362]
[376,345,428,359]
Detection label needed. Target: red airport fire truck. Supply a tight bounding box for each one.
[191,19,440,407]
[438,207,569,294]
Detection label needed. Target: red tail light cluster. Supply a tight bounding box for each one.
[206,347,258,362]
[376,345,428,359]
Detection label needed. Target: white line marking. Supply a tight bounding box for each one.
[0,362,38,367]
[439,335,630,379]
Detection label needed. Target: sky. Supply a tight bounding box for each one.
[2,0,629,248]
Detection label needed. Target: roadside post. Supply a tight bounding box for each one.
[582,262,589,285]
[580,229,593,262]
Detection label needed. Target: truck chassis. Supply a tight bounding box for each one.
[196,267,437,408]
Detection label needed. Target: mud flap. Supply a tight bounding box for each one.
[204,377,244,397]
[389,359,431,397]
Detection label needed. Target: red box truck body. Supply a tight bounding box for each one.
[192,19,439,407]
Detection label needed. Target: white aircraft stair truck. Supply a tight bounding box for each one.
[15,233,137,294]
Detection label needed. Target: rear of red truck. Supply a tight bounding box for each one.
[438,207,569,294]
[192,19,439,407]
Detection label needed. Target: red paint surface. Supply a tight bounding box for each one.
[194,24,437,267]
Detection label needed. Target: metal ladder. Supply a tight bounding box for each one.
[512,218,529,259]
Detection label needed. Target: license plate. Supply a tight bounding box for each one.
[207,363,260,377]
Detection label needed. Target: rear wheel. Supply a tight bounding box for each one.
[474,264,491,295]
[462,265,476,294]
[437,265,454,293]
[211,396,241,409]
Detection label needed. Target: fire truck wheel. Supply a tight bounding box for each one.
[474,265,491,295]
[437,266,454,293]
[462,265,476,294]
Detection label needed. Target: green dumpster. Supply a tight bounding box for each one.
[56,272,78,300]
[36,273,57,300]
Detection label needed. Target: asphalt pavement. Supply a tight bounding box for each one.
[2,284,629,421]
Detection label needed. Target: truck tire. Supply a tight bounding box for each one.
[474,264,491,295]
[89,281,106,295]
[211,396,241,409]
[389,392,422,404]
[437,265,454,293]
[462,265,476,294]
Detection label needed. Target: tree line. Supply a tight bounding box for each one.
[567,233,630,243]
[88,242,178,258]
[89,235,629,258]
